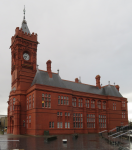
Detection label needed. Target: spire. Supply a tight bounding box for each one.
[21,5,31,34]
[23,5,25,20]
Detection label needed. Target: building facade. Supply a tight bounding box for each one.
[7,15,128,135]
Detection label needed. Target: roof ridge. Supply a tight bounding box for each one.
[62,79,96,87]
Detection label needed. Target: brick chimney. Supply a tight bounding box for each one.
[95,75,101,89]
[115,85,120,91]
[46,60,52,78]
[75,78,79,83]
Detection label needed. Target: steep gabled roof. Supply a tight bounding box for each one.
[31,70,123,98]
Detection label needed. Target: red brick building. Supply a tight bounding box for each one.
[7,14,128,135]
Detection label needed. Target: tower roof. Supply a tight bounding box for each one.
[21,6,31,34]
[21,20,31,34]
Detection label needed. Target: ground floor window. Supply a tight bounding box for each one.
[57,122,63,128]
[73,113,83,128]
[87,114,95,128]
[65,122,70,128]
[99,115,106,128]
[49,122,54,128]
[29,115,31,128]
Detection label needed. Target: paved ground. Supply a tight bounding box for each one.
[0,132,131,150]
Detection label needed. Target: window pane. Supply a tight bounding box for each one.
[58,99,60,104]
[68,122,70,128]
[65,122,67,128]
[52,122,54,128]
[48,102,51,108]
[67,100,69,105]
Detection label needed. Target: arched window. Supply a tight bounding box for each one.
[103,102,105,109]
[98,101,101,109]
[72,98,76,107]
[78,98,83,107]
[91,100,95,108]
[85,99,89,108]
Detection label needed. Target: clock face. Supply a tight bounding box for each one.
[23,53,30,60]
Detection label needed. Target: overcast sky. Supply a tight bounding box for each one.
[0,0,132,120]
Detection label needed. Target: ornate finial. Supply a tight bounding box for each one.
[57,69,59,74]
[23,5,26,20]
[108,81,110,85]
[101,84,102,87]
[114,82,115,86]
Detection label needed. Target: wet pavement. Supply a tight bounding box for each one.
[0,133,131,150]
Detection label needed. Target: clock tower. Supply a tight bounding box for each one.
[7,7,38,135]
[10,8,38,91]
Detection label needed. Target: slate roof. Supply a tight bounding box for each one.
[31,70,123,98]
[21,19,30,34]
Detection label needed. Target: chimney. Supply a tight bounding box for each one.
[46,60,52,78]
[95,75,101,89]
[115,85,120,91]
[75,78,79,83]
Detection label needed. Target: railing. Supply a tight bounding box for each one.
[99,124,131,149]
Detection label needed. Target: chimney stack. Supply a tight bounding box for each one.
[46,60,52,78]
[75,78,79,83]
[95,75,101,89]
[115,85,120,91]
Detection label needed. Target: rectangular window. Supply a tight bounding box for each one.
[29,115,31,128]
[64,100,66,105]
[65,122,67,128]
[73,122,75,128]
[58,99,60,104]
[27,116,28,128]
[42,101,44,107]
[81,123,83,128]
[57,122,59,128]
[60,122,63,128]
[60,112,62,116]
[65,112,67,116]
[68,112,70,116]
[67,100,69,105]
[42,93,51,108]
[72,98,76,107]
[68,122,70,128]
[49,122,51,128]
[48,102,51,108]
[52,122,54,128]
[61,100,63,105]
[45,102,47,107]
[33,94,34,108]
[78,122,80,128]
[57,112,59,116]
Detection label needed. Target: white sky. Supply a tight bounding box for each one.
[0,0,132,119]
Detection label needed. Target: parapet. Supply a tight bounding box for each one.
[11,27,38,45]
